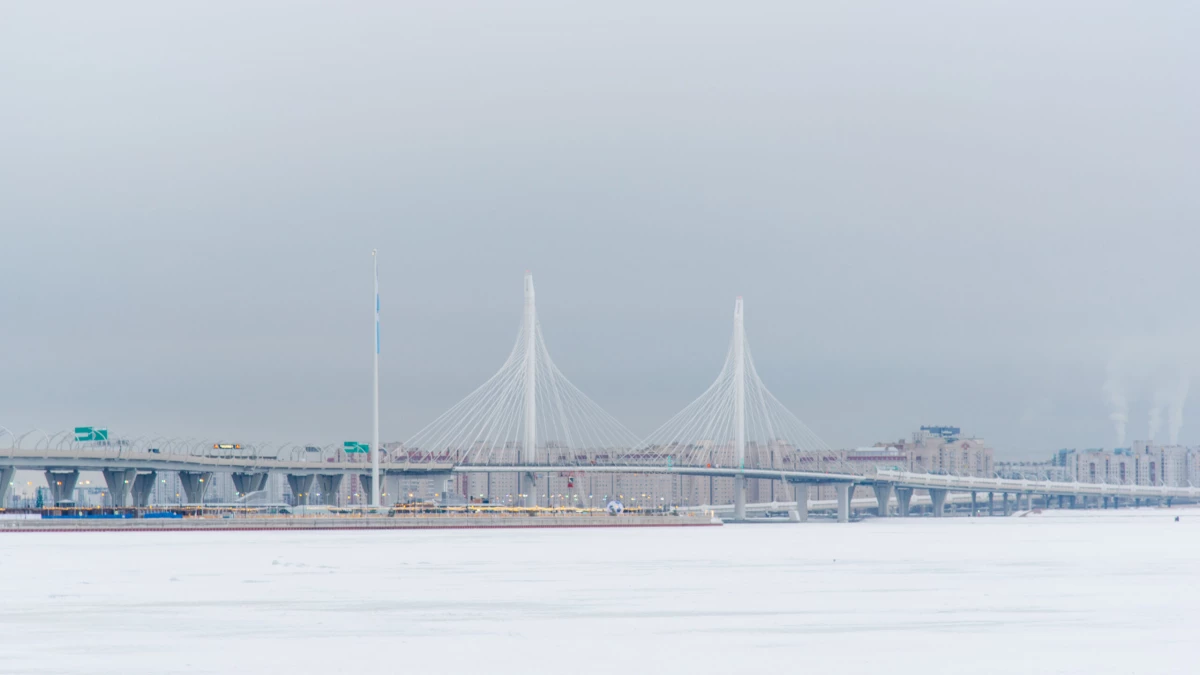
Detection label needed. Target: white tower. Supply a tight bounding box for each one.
[521,272,538,506]
[733,297,746,519]
[733,297,746,470]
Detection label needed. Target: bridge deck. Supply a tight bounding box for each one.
[3,449,1197,500]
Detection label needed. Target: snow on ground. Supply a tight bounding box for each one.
[1,508,1198,674]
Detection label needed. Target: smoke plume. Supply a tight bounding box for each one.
[1167,372,1191,445]
[1102,363,1128,446]
[1148,398,1164,442]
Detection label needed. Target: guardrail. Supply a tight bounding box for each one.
[874,469,1200,499]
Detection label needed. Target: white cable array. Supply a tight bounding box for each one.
[637,299,847,472]
[402,274,641,465]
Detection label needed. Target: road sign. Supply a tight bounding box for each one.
[74,427,108,442]
[344,441,369,454]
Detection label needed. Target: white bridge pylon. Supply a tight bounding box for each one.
[402,273,641,477]
[638,297,834,473]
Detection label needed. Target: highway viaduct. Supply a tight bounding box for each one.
[4,448,1198,520]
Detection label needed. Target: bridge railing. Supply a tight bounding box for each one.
[873,469,1200,499]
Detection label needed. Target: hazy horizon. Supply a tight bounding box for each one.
[3,2,1198,460]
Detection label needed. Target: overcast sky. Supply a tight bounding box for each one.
[2,2,1197,459]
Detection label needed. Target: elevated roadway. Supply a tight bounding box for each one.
[3,448,1197,518]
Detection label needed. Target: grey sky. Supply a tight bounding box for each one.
[2,2,1197,459]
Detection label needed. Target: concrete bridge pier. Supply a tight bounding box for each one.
[1069,495,1077,509]
[177,471,212,505]
[316,475,344,505]
[0,467,14,506]
[792,483,809,522]
[287,474,316,505]
[928,488,947,517]
[357,473,381,505]
[872,483,893,517]
[519,472,539,508]
[835,483,851,523]
[102,468,138,507]
[970,491,977,516]
[987,492,995,516]
[44,469,81,505]
[1112,496,1119,509]
[231,472,270,498]
[132,471,156,507]
[1002,493,1012,516]
[733,475,746,521]
[895,487,913,517]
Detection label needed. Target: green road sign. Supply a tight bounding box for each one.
[74,427,109,442]
[344,441,369,453]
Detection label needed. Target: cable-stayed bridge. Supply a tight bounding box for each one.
[4,274,1198,518]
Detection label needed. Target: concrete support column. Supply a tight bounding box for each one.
[872,483,893,517]
[519,472,538,508]
[895,487,914,517]
[0,467,15,506]
[836,483,851,523]
[792,482,809,522]
[970,491,977,516]
[316,475,344,505]
[1135,497,1141,507]
[44,469,81,505]
[287,474,316,506]
[132,471,156,507]
[988,492,995,516]
[733,475,747,521]
[1069,495,1077,509]
[1112,496,1119,509]
[231,472,269,498]
[177,471,212,505]
[102,468,138,507]
[358,474,381,505]
[928,488,948,517]
[1002,493,1012,516]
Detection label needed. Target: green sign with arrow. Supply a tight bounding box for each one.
[74,427,109,442]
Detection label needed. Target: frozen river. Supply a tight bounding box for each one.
[1,508,1197,674]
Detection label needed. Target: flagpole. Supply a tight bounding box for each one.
[372,249,381,508]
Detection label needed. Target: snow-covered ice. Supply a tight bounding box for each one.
[2,508,1198,674]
